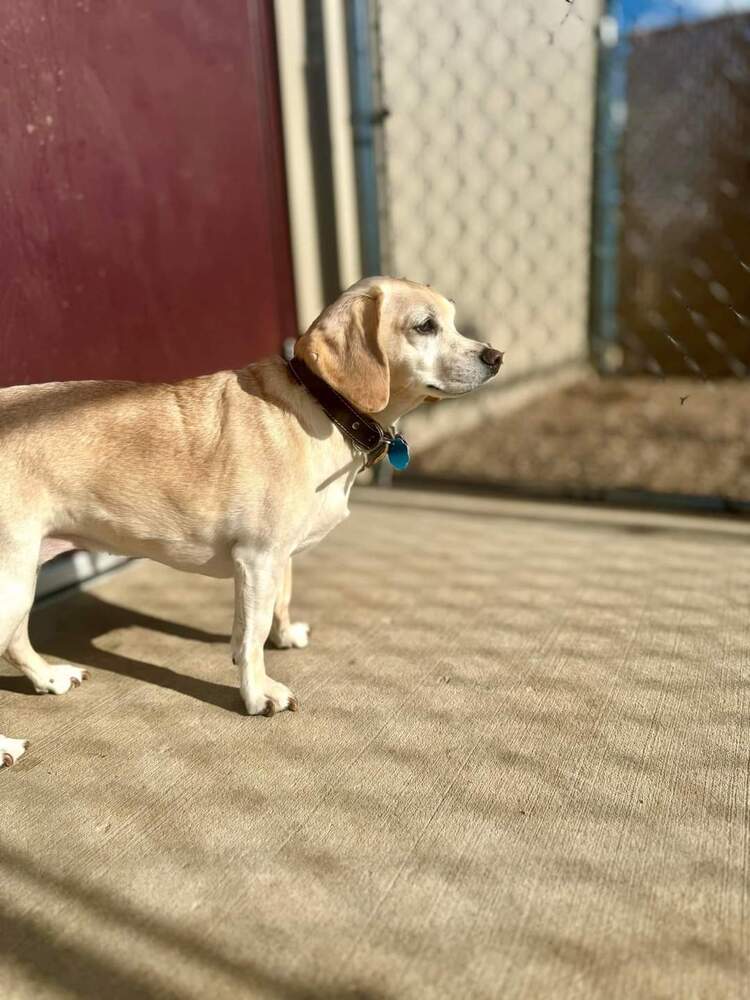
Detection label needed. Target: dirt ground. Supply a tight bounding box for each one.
[409,376,750,503]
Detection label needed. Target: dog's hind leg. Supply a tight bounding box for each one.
[0,531,88,695]
[5,613,88,694]
[0,533,37,770]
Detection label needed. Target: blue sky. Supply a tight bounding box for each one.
[621,0,750,30]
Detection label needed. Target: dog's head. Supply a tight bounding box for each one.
[294,276,503,415]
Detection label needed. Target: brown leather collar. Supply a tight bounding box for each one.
[287,357,390,467]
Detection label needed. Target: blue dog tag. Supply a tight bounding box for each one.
[387,433,410,470]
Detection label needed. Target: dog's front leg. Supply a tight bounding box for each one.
[0,733,28,768]
[267,559,311,649]
[231,549,298,716]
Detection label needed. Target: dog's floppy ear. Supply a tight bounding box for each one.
[294,288,389,413]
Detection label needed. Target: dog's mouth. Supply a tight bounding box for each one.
[426,361,502,398]
[425,383,476,399]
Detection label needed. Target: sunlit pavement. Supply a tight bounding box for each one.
[2,488,748,999]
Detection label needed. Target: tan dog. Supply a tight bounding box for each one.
[0,276,502,767]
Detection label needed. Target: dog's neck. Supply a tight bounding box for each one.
[369,388,433,428]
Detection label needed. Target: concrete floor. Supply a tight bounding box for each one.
[2,488,749,999]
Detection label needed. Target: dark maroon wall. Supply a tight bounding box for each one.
[0,0,296,387]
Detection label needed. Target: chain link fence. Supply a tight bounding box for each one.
[615,9,750,380]
[377,0,599,382]
[372,0,750,510]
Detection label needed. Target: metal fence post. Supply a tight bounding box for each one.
[346,0,393,485]
[589,1,628,374]
[345,0,388,279]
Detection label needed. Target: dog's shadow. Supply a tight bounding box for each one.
[0,592,248,715]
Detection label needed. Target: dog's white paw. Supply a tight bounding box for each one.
[287,622,311,648]
[32,664,89,695]
[242,677,298,717]
[1,736,29,769]
[269,621,311,650]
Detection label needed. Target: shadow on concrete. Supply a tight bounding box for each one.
[0,842,384,1000]
[0,592,243,715]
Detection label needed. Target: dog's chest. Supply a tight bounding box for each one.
[294,474,355,555]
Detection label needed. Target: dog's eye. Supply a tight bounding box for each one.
[414,318,437,335]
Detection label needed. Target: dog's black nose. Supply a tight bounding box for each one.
[480,346,504,372]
